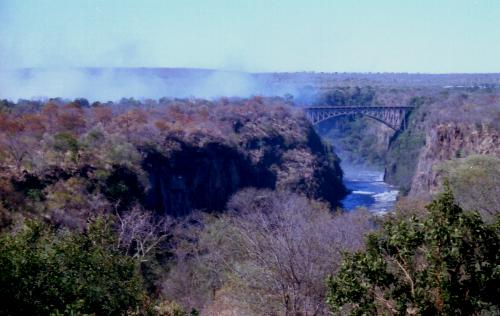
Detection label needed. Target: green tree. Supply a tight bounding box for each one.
[326,186,499,315]
[52,132,80,164]
[0,217,145,315]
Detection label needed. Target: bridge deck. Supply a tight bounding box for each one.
[304,105,415,130]
[305,106,414,109]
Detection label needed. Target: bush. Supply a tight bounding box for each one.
[437,154,500,221]
[0,217,145,315]
[326,186,499,315]
[53,132,79,154]
[163,189,372,314]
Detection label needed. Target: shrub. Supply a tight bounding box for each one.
[164,189,372,314]
[53,132,79,154]
[0,218,145,315]
[326,186,499,315]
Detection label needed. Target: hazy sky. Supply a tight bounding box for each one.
[1,0,499,73]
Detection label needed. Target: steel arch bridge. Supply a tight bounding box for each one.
[304,106,414,130]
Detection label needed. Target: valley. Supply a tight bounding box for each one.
[2,1,499,314]
[0,70,498,315]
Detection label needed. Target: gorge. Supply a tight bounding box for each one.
[0,73,498,315]
[2,0,500,313]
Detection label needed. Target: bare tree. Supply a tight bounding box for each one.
[115,205,171,261]
[163,189,373,315]
[220,189,372,315]
[0,117,36,174]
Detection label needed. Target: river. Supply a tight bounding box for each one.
[340,165,399,214]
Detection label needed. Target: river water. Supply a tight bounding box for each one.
[340,165,399,214]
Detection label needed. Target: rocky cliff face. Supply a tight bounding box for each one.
[385,91,500,197]
[138,101,347,216]
[0,97,348,226]
[142,140,271,217]
[409,123,499,197]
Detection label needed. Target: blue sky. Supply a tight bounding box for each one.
[1,0,499,73]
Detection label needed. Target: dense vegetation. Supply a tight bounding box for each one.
[162,189,372,314]
[0,96,345,228]
[327,186,499,315]
[0,96,350,314]
[1,183,497,314]
[313,86,500,315]
[0,81,499,314]
[0,218,144,315]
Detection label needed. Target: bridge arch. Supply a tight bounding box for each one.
[311,112,398,130]
[304,106,414,131]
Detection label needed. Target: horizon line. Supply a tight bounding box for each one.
[3,66,500,76]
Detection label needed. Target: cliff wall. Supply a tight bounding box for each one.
[385,92,499,197]
[409,123,499,197]
[142,116,347,216]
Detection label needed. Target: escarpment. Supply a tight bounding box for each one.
[409,122,499,197]
[385,93,500,197]
[142,140,270,217]
[142,111,347,216]
[0,97,347,226]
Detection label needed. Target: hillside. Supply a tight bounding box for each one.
[385,90,500,202]
[0,96,346,226]
[0,82,498,315]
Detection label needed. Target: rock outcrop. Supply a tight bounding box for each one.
[137,100,347,216]
[409,123,499,197]
[385,92,500,197]
[0,97,348,220]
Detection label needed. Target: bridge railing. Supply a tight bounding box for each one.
[303,105,414,130]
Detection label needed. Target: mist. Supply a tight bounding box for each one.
[2,0,498,102]
[0,67,298,102]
